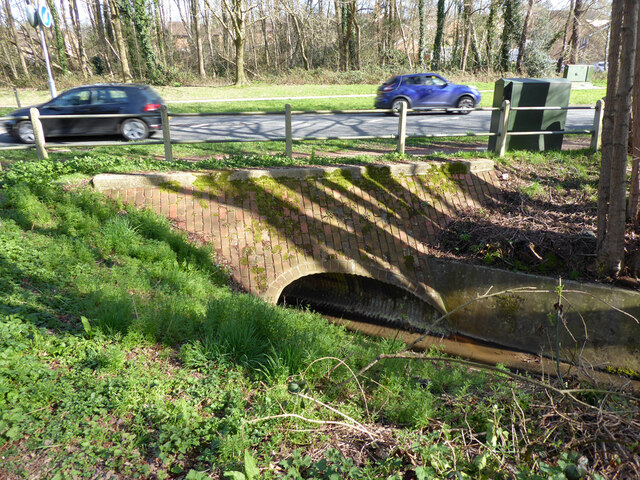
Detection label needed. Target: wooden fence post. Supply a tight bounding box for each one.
[161,105,173,162]
[590,99,604,151]
[30,108,48,160]
[396,101,407,155]
[13,87,21,107]
[285,104,293,158]
[495,99,511,157]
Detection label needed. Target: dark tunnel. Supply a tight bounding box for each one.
[277,273,446,335]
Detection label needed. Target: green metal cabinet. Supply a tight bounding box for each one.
[488,78,572,152]
[564,64,592,82]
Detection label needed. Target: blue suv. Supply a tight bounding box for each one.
[375,73,481,115]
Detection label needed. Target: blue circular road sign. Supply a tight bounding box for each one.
[37,5,52,28]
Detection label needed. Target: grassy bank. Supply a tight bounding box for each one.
[0,154,637,479]
[0,82,606,116]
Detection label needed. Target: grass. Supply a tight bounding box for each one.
[0,81,606,116]
[0,150,634,479]
[0,167,508,478]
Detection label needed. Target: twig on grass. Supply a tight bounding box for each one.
[248,413,376,440]
[303,356,370,418]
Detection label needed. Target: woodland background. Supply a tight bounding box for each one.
[0,0,612,87]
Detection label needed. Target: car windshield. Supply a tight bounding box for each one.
[432,76,447,86]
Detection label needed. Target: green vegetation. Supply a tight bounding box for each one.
[0,151,635,479]
[0,82,605,117]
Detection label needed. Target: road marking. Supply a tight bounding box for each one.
[191,123,210,128]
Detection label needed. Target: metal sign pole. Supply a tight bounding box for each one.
[38,24,57,98]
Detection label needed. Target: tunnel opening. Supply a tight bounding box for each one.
[277,273,446,335]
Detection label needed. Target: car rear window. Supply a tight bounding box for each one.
[143,87,164,103]
[383,76,398,85]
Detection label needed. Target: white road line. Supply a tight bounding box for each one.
[191,123,210,128]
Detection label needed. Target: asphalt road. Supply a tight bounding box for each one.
[0,109,597,146]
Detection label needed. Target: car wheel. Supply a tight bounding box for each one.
[456,96,475,115]
[16,121,35,144]
[121,118,149,141]
[391,98,408,116]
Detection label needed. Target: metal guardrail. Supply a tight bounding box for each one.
[0,100,604,160]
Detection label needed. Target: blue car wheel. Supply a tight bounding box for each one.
[390,98,408,116]
[455,96,475,115]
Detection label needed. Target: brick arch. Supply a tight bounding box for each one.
[263,259,447,315]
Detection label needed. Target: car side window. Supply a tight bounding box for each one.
[404,76,420,85]
[109,89,129,104]
[421,76,434,86]
[432,76,447,86]
[94,89,111,104]
[53,90,92,107]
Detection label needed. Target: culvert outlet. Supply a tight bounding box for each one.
[277,273,444,334]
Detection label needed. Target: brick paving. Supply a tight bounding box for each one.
[96,161,503,305]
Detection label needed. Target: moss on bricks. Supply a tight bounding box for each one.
[322,169,355,192]
[158,181,182,193]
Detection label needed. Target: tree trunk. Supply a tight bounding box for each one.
[260,11,270,70]
[568,0,585,64]
[48,0,69,74]
[500,0,515,72]
[228,0,248,85]
[417,0,426,68]
[60,0,80,70]
[108,0,132,80]
[4,0,30,78]
[192,0,206,77]
[336,0,348,70]
[131,0,165,83]
[234,34,247,85]
[460,0,473,71]
[0,31,18,79]
[597,0,638,276]
[485,0,497,71]
[432,0,445,69]
[516,0,534,74]
[71,0,91,77]
[630,20,640,224]
[153,0,166,64]
[556,0,574,72]
[394,0,412,68]
[204,13,216,77]
[351,1,360,69]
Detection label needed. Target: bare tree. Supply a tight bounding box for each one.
[3,0,30,79]
[210,0,261,85]
[70,0,91,77]
[460,0,473,71]
[516,0,534,73]
[628,19,640,224]
[568,0,586,64]
[191,0,206,77]
[108,0,132,80]
[597,0,638,276]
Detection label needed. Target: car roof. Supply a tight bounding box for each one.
[400,73,442,77]
[67,83,152,90]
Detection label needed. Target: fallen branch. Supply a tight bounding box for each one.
[359,353,640,410]
[247,413,375,439]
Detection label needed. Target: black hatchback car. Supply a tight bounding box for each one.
[5,83,164,143]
